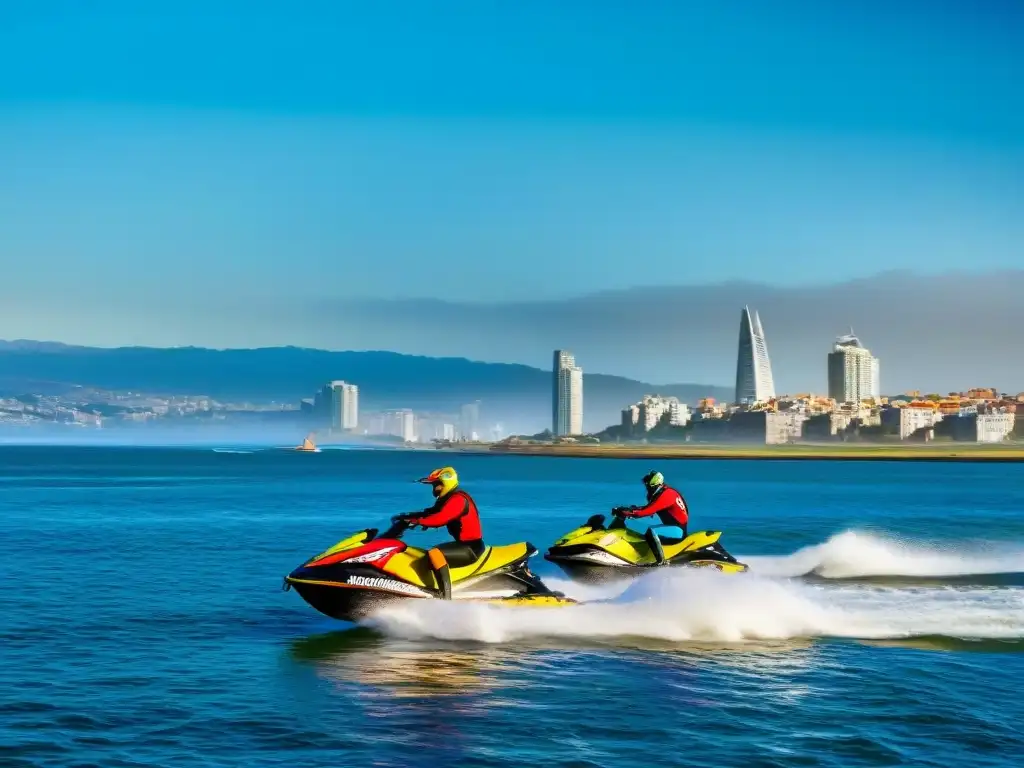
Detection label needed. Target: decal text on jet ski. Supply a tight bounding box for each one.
[345,575,428,596]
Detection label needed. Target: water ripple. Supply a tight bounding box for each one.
[3,447,1024,766]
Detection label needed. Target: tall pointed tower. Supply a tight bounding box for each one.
[734,306,776,405]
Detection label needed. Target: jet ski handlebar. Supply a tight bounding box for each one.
[607,507,631,529]
[380,517,416,539]
[576,509,630,532]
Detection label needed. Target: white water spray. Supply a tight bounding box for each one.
[363,530,1024,645]
[744,530,1024,579]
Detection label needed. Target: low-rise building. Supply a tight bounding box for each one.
[695,398,727,419]
[729,410,807,444]
[974,411,1015,442]
[765,411,807,444]
[802,409,879,439]
[951,412,1016,443]
[620,395,691,435]
[882,404,943,439]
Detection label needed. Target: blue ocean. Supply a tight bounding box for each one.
[3,445,1024,767]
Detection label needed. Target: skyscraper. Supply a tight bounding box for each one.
[328,380,359,430]
[734,306,776,405]
[827,331,880,404]
[459,400,481,440]
[552,350,584,436]
[399,410,416,442]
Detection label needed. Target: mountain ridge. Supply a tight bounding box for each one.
[0,341,730,433]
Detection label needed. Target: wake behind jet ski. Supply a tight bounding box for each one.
[284,517,575,622]
[545,509,749,583]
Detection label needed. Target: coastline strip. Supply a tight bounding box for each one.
[433,443,1024,462]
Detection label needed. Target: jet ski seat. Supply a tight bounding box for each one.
[433,540,487,568]
[650,524,687,544]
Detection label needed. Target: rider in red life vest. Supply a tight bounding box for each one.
[617,470,688,565]
[393,466,484,599]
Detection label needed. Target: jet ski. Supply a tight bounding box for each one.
[284,518,575,622]
[545,509,748,583]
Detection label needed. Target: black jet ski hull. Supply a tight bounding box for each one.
[545,544,748,584]
[285,563,573,622]
[285,579,428,621]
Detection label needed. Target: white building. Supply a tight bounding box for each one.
[729,410,807,444]
[328,381,359,430]
[764,412,807,444]
[827,332,880,404]
[883,407,943,439]
[976,413,1016,443]
[622,395,691,433]
[552,350,584,436]
[396,410,416,442]
[734,306,776,405]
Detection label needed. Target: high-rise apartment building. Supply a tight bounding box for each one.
[734,306,776,405]
[328,380,359,430]
[827,332,880,404]
[552,350,584,436]
[459,400,481,440]
[399,410,415,442]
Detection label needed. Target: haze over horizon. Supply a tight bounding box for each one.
[2,2,1022,392]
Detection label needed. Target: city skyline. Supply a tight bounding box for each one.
[271,306,1015,443]
[4,269,1022,392]
[2,326,1020,441]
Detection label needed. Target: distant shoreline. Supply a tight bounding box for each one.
[435,442,1024,463]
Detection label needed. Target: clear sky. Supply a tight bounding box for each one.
[1,0,1022,359]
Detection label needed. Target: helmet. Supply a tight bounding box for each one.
[642,470,664,490]
[419,466,459,497]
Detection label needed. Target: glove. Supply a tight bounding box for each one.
[392,513,415,524]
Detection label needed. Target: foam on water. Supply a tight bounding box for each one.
[743,529,1024,579]
[365,565,1024,645]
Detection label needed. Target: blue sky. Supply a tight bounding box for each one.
[1,0,1022,354]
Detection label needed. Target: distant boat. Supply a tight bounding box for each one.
[294,433,320,452]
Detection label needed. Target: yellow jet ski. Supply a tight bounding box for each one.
[545,510,748,583]
[284,518,575,621]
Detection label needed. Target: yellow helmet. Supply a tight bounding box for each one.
[419,466,459,496]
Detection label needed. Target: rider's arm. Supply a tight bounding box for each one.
[409,494,467,528]
[620,492,675,519]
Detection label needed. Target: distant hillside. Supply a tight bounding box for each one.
[0,342,730,433]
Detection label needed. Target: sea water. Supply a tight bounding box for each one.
[2,446,1024,767]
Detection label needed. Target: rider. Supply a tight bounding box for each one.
[394,466,484,600]
[616,470,688,565]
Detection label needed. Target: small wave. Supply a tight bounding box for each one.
[211,449,254,454]
[363,568,1024,645]
[744,530,1024,580]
